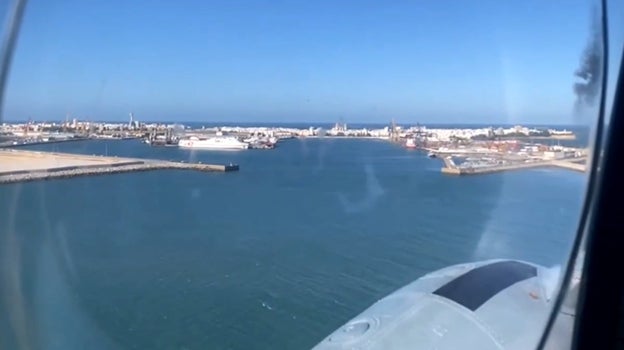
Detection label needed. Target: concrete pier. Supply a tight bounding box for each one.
[440,157,587,175]
[551,160,587,172]
[0,137,88,148]
[0,150,238,184]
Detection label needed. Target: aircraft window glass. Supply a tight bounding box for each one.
[0,1,617,349]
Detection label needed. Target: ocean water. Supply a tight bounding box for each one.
[0,138,586,349]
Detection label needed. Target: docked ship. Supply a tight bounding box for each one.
[405,138,417,149]
[178,136,249,150]
[243,135,279,149]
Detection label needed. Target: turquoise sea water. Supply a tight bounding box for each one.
[0,137,585,349]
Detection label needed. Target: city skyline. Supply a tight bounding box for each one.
[3,0,616,124]
[0,117,590,128]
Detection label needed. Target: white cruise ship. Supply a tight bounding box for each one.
[178,136,249,150]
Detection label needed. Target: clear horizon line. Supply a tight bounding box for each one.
[1,118,589,127]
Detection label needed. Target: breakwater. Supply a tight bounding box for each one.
[0,150,238,184]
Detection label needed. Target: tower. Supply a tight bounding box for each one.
[390,118,399,142]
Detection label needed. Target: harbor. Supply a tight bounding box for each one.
[0,126,584,350]
[0,149,238,184]
[439,157,587,175]
[426,140,588,175]
[1,118,589,176]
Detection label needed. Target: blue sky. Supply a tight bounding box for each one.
[2,0,621,124]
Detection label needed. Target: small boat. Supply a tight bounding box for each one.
[427,151,437,158]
